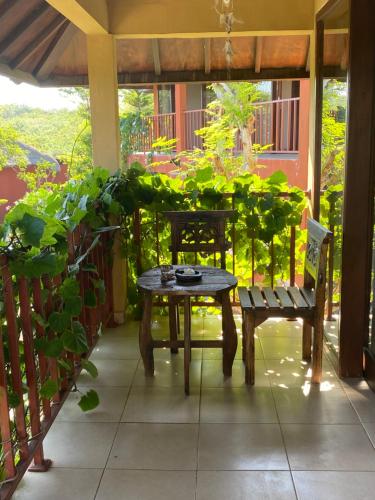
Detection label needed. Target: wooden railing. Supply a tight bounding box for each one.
[0,227,114,499]
[130,98,300,154]
[130,112,176,152]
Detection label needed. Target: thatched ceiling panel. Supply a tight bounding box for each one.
[117,39,154,73]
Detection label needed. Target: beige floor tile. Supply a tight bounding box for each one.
[13,468,102,500]
[56,387,129,423]
[363,422,375,446]
[202,337,262,360]
[153,347,203,360]
[122,386,200,423]
[104,321,139,338]
[343,380,375,422]
[200,387,278,423]
[265,358,338,388]
[197,471,296,500]
[293,471,375,500]
[260,336,304,360]
[90,336,140,360]
[282,424,375,470]
[272,385,359,424]
[96,470,196,500]
[43,422,117,468]
[202,359,270,388]
[133,358,202,387]
[107,423,198,470]
[198,423,289,470]
[256,319,303,338]
[78,359,138,387]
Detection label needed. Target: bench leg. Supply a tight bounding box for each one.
[311,316,324,384]
[243,311,255,385]
[184,297,191,395]
[302,319,312,361]
[242,309,246,362]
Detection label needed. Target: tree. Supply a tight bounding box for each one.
[321,79,347,187]
[176,82,269,179]
[119,89,154,165]
[0,118,27,169]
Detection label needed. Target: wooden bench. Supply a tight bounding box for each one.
[238,218,332,385]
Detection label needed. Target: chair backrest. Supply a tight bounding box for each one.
[163,210,235,270]
[304,218,332,305]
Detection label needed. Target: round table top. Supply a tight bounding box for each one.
[137,265,238,296]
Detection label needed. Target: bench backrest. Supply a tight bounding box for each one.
[163,210,235,270]
[304,218,332,305]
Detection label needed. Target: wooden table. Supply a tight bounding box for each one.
[137,265,238,393]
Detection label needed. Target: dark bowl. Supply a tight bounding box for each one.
[175,269,203,283]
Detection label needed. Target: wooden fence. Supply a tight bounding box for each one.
[0,227,115,499]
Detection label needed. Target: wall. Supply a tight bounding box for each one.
[128,153,307,190]
[0,165,68,221]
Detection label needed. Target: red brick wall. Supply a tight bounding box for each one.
[0,165,68,221]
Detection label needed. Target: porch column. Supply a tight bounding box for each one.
[87,35,126,324]
[298,79,310,191]
[339,0,375,377]
[175,84,187,152]
[87,35,121,172]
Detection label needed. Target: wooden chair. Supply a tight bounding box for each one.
[163,210,235,270]
[163,210,235,354]
[238,218,332,385]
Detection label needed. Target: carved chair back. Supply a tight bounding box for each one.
[163,210,235,270]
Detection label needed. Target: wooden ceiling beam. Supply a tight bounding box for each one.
[0,0,22,19]
[340,36,348,71]
[254,36,263,73]
[45,0,108,34]
[204,39,211,75]
[34,23,78,80]
[10,16,67,69]
[305,35,311,72]
[0,3,49,55]
[151,39,161,76]
[116,67,310,86]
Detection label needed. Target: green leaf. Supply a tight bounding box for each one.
[81,359,98,378]
[267,170,288,185]
[196,166,213,183]
[84,289,97,308]
[62,321,88,354]
[78,389,99,412]
[58,359,73,372]
[64,296,83,317]
[60,278,80,300]
[18,213,46,247]
[48,312,71,334]
[35,337,64,358]
[40,379,59,399]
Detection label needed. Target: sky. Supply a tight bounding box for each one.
[0,75,79,110]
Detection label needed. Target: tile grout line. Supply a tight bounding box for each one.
[92,346,142,500]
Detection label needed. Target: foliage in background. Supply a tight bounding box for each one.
[119,89,154,164]
[96,163,307,317]
[321,79,347,187]
[176,82,271,179]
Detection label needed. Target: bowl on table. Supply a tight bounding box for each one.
[175,268,202,283]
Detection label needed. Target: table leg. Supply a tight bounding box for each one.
[220,291,238,377]
[139,293,154,376]
[184,296,191,395]
[169,298,179,354]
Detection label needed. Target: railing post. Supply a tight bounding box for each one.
[18,276,51,472]
[0,324,16,479]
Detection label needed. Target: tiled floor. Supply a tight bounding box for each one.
[14,316,375,500]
